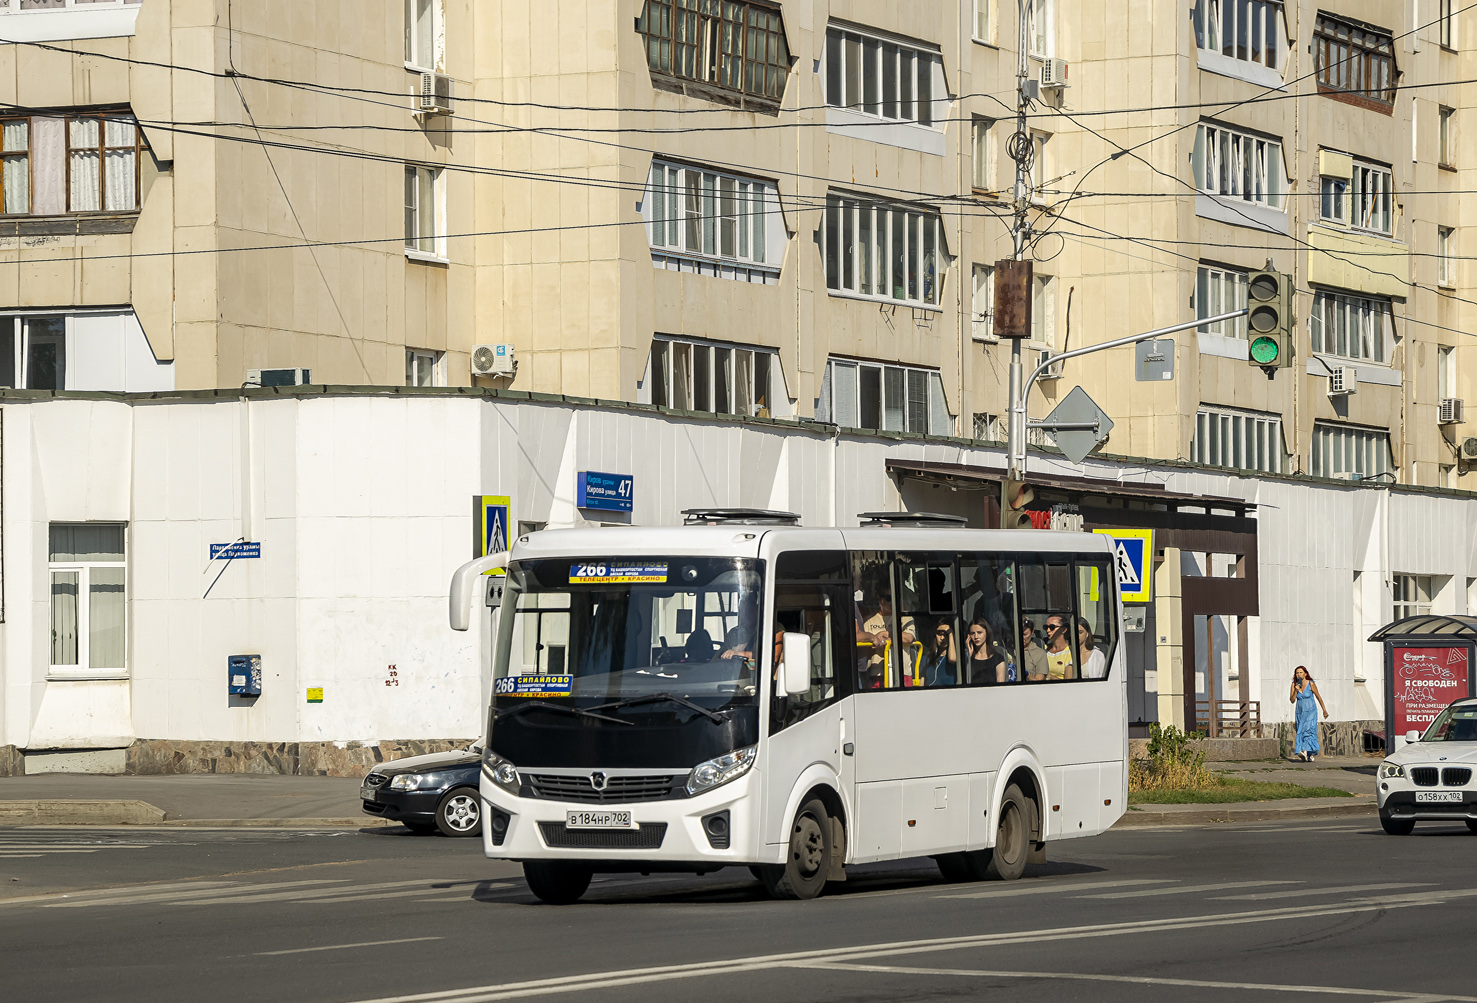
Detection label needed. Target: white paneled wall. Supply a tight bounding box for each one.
[3,393,1475,751]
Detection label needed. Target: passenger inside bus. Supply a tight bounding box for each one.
[1043,614,1078,680]
[917,619,959,686]
[1020,617,1049,681]
[963,618,1007,682]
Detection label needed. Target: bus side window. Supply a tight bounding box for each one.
[1017,559,1077,681]
[851,550,895,691]
[960,556,1017,684]
[1075,560,1116,679]
[898,555,960,688]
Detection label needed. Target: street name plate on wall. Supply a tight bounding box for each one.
[577,471,634,512]
[210,542,262,560]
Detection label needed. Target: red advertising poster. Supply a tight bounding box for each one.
[1392,646,1470,735]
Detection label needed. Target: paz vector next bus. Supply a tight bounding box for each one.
[448,509,1127,904]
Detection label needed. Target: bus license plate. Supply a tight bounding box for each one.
[566,810,635,829]
[1416,791,1463,803]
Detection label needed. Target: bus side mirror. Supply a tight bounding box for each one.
[1406,730,1422,743]
[779,632,811,697]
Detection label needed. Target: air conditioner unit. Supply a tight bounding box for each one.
[1037,349,1063,380]
[1462,436,1477,460]
[417,72,454,115]
[1040,58,1069,88]
[1328,366,1358,396]
[246,368,313,388]
[472,343,517,377]
[1439,398,1465,425]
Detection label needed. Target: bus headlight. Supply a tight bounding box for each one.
[483,751,522,795]
[1379,762,1405,779]
[687,746,757,796]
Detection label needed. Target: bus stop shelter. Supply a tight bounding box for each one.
[1369,615,1477,747]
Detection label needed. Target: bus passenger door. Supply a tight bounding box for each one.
[764,582,853,856]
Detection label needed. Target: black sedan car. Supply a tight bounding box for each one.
[360,747,483,836]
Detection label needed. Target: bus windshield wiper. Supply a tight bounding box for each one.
[590,692,727,724]
[494,701,633,726]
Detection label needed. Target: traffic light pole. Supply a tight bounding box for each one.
[1007,308,1249,478]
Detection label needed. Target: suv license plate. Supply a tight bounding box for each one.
[566,810,635,829]
[1416,791,1463,803]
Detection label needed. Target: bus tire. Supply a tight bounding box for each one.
[983,784,1032,881]
[523,861,593,904]
[761,798,833,900]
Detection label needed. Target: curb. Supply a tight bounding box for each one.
[0,799,166,826]
[1113,801,1375,827]
[154,817,400,828]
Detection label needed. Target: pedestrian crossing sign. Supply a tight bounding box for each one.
[1092,528,1153,604]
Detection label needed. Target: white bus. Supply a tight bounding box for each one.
[449,510,1127,903]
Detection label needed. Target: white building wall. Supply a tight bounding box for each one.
[2,392,1472,752]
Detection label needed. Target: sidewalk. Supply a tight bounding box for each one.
[0,773,394,827]
[1114,755,1379,827]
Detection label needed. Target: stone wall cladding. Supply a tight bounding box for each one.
[0,745,21,777]
[125,739,476,777]
[1273,719,1384,758]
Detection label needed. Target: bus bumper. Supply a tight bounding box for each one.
[479,771,766,868]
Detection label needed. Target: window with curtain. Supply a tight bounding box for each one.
[1310,422,1393,480]
[1192,406,1287,473]
[48,523,126,676]
[404,0,442,70]
[1,118,27,214]
[403,164,444,258]
[1195,265,1249,338]
[1192,0,1282,69]
[823,24,942,127]
[1,111,139,216]
[1350,159,1393,234]
[647,336,774,416]
[646,160,779,283]
[1309,289,1391,363]
[1193,122,1286,210]
[823,194,945,307]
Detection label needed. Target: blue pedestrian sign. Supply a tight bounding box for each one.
[577,471,634,512]
[1092,529,1153,603]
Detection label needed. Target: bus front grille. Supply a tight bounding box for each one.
[538,822,668,849]
[525,773,682,803]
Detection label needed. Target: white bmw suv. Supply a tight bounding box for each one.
[1378,698,1477,835]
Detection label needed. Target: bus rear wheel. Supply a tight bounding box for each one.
[523,861,593,904]
[761,798,833,900]
[983,784,1032,881]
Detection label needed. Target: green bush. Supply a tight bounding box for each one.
[1130,723,1215,791]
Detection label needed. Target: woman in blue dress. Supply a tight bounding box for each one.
[1289,665,1328,762]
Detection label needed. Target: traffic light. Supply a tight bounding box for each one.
[1246,269,1293,369]
[1000,478,1035,529]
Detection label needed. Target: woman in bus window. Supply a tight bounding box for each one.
[965,618,1007,683]
[1043,614,1077,680]
[918,619,959,687]
[1078,620,1107,679]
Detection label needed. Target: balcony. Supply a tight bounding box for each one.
[0,0,143,43]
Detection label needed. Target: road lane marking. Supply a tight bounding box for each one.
[1077,881,1299,899]
[177,879,464,906]
[801,962,1477,1000]
[939,878,1175,900]
[337,889,1477,1003]
[1212,882,1433,901]
[42,880,343,908]
[0,881,242,907]
[257,937,444,956]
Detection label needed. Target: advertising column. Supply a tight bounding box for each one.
[1389,646,1473,741]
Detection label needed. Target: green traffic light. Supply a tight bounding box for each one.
[1250,336,1280,365]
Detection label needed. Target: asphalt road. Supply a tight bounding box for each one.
[3,816,1472,1003]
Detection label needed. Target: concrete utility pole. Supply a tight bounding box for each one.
[1005,0,1031,482]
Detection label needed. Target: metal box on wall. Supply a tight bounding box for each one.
[228,654,263,696]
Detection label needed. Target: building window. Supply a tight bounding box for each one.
[48,524,126,677]
[1195,265,1249,339]
[1026,0,1052,58]
[405,349,443,387]
[1,118,27,214]
[972,118,994,191]
[648,336,775,417]
[1310,422,1393,480]
[1439,0,1455,48]
[973,0,993,42]
[1439,345,1455,402]
[0,315,65,390]
[1313,14,1395,111]
[1192,407,1286,473]
[1192,0,1281,70]
[972,264,995,342]
[1393,574,1434,620]
[646,160,779,282]
[1319,175,1347,223]
[404,0,442,71]
[823,26,942,128]
[0,112,141,216]
[403,165,444,259]
[1440,107,1455,167]
[1309,290,1391,363]
[817,358,951,435]
[1193,122,1284,210]
[637,0,790,103]
[1350,159,1393,234]
[823,194,945,308]
[1439,227,1456,288]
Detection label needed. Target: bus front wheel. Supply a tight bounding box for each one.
[983,784,1032,881]
[761,798,833,900]
[523,861,593,904]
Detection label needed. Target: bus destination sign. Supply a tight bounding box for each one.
[569,563,668,584]
[494,674,574,698]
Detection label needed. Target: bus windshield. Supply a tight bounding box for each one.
[492,557,764,715]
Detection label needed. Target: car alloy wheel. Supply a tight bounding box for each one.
[435,788,483,837]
